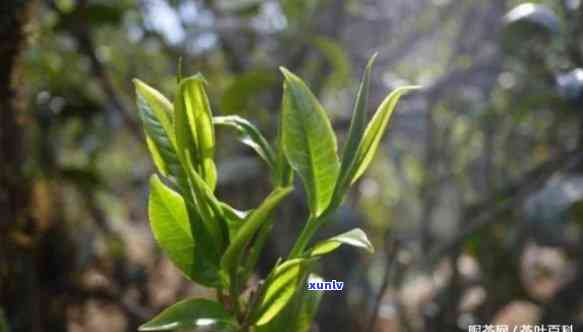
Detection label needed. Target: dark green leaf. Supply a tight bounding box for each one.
[280,67,340,217]
[0,307,8,332]
[139,298,237,331]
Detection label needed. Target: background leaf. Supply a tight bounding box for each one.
[220,70,278,115]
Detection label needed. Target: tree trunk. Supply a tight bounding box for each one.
[0,2,69,332]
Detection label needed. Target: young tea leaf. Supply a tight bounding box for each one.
[148,175,195,279]
[175,74,217,190]
[252,258,309,326]
[149,175,221,287]
[221,187,293,275]
[213,115,276,169]
[139,298,237,331]
[308,228,374,257]
[350,86,420,184]
[134,80,181,177]
[280,67,340,217]
[184,155,229,251]
[255,273,322,332]
[330,54,376,210]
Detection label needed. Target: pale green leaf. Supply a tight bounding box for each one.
[252,258,309,326]
[330,54,376,209]
[184,155,228,252]
[139,298,237,331]
[280,68,340,217]
[149,175,221,287]
[351,86,421,184]
[134,80,181,177]
[308,228,374,256]
[148,175,194,278]
[175,74,217,190]
[221,187,293,274]
[256,273,322,332]
[274,104,294,187]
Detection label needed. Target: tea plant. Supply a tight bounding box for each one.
[133,55,418,331]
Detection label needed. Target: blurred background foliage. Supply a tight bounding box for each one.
[2,0,583,331]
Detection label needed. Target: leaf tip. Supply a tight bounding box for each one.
[278,66,296,82]
[366,52,379,69]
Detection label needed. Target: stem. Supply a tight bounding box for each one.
[288,216,323,258]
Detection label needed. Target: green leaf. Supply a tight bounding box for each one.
[220,70,278,115]
[280,68,340,217]
[213,116,276,169]
[311,36,352,88]
[134,79,180,177]
[308,228,374,257]
[221,187,293,275]
[252,258,310,326]
[330,54,376,209]
[149,175,221,287]
[295,274,324,330]
[256,273,323,332]
[274,104,294,187]
[175,74,217,191]
[148,175,195,279]
[0,307,8,332]
[350,85,420,184]
[139,298,237,331]
[184,155,228,252]
[220,202,250,240]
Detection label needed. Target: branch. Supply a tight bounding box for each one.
[59,0,143,141]
[367,236,400,332]
[430,148,583,263]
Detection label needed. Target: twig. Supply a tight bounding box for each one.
[430,148,583,263]
[59,0,143,141]
[367,236,400,332]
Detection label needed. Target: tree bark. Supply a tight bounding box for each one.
[0,2,69,332]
